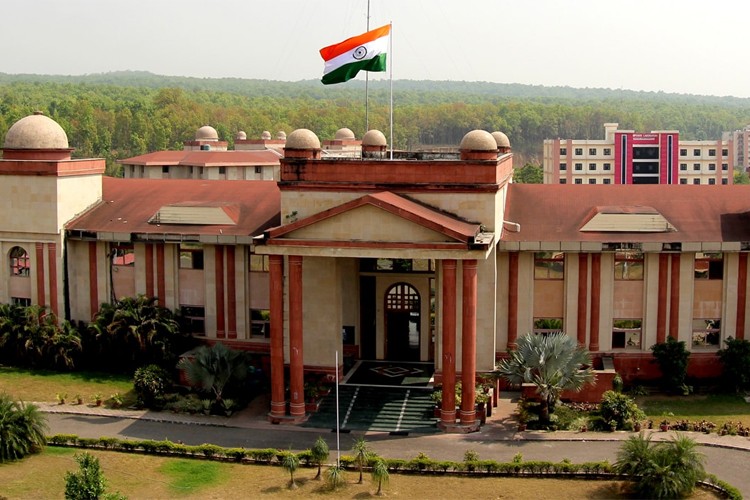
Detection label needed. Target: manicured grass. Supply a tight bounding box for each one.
[0,448,722,499]
[0,366,136,406]
[637,393,750,426]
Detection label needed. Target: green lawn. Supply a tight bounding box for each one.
[0,366,136,406]
[637,393,750,426]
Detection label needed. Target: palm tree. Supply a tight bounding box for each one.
[0,394,48,462]
[0,303,29,364]
[281,451,300,489]
[371,458,389,496]
[178,342,248,406]
[310,436,330,480]
[325,465,345,491]
[352,437,372,484]
[495,332,595,423]
[614,432,705,499]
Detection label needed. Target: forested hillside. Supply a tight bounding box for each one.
[1,71,750,175]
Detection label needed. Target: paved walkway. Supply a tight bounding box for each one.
[36,392,750,496]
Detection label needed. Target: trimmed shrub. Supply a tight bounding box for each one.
[599,390,645,430]
[133,364,172,409]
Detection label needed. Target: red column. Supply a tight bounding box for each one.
[88,242,98,320]
[156,244,166,307]
[460,260,477,426]
[47,243,58,316]
[440,260,457,425]
[656,254,669,344]
[269,255,285,418]
[215,246,225,338]
[737,253,748,340]
[669,254,680,339]
[35,243,45,307]
[577,253,588,345]
[588,254,600,352]
[288,255,305,418]
[507,252,519,349]
[226,247,237,339]
[145,244,154,298]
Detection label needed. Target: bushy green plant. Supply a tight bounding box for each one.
[325,465,345,491]
[599,390,645,430]
[64,452,106,500]
[0,394,47,462]
[615,433,705,499]
[311,436,329,480]
[352,437,372,484]
[133,364,172,409]
[281,451,300,489]
[717,337,750,393]
[178,342,253,407]
[371,458,389,496]
[651,336,690,394]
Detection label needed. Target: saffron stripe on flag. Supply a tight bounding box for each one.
[319,24,391,62]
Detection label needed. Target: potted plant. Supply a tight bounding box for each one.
[474,389,490,425]
[75,394,83,405]
[659,419,670,431]
[633,420,642,432]
[56,393,67,405]
[92,394,103,406]
[109,393,123,408]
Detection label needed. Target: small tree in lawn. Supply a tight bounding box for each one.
[281,451,300,490]
[326,464,345,491]
[64,452,106,500]
[0,394,47,462]
[371,458,389,496]
[311,436,330,480]
[352,437,372,484]
[651,336,690,394]
[495,332,595,424]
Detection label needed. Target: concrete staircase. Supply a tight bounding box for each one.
[303,386,438,434]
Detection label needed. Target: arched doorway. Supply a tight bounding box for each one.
[384,282,420,361]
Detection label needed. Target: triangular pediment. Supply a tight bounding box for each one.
[265,192,490,248]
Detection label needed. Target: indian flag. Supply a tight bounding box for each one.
[319,24,390,85]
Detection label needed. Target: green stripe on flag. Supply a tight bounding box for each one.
[321,54,387,85]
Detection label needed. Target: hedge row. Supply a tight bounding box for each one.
[46,434,739,498]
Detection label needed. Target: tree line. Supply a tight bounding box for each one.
[2,73,750,174]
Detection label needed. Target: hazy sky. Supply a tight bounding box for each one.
[4,0,750,98]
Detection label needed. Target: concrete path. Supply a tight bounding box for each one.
[37,394,750,497]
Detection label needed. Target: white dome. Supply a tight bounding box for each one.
[4,112,69,149]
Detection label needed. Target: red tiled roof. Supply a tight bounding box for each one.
[503,184,750,243]
[117,150,280,167]
[66,178,280,237]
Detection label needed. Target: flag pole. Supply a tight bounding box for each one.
[389,21,393,160]
[365,0,370,132]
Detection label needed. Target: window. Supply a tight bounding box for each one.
[589,148,597,155]
[693,179,701,185]
[574,148,583,155]
[588,163,596,170]
[693,163,700,171]
[694,252,722,279]
[180,306,205,336]
[722,163,728,171]
[11,297,31,307]
[722,148,728,156]
[250,309,270,339]
[179,243,204,270]
[603,178,611,184]
[574,178,582,184]
[533,318,563,336]
[722,178,728,185]
[218,166,226,175]
[708,149,716,157]
[603,148,611,156]
[255,166,262,174]
[680,148,687,156]
[559,179,566,184]
[708,178,715,185]
[708,163,716,171]
[559,147,567,155]
[161,166,169,174]
[574,163,583,170]
[692,319,720,348]
[680,178,688,184]
[588,179,596,184]
[534,252,564,279]
[9,246,30,276]
[693,149,700,156]
[612,319,642,349]
[559,163,567,171]
[250,254,269,272]
[680,163,687,171]
[111,244,134,266]
[603,163,611,170]
[614,250,644,280]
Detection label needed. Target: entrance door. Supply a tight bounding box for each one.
[384,283,420,361]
